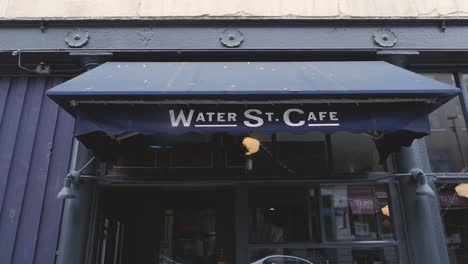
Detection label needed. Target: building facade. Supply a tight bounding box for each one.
[0,2,468,264]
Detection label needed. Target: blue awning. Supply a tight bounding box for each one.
[47,61,459,161]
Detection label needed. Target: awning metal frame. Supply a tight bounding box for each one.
[70,98,439,106]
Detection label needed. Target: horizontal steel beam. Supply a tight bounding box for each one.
[0,20,468,52]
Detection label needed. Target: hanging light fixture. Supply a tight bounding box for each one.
[413,169,435,197]
[57,171,80,199]
[242,136,260,171]
[381,205,390,217]
[455,183,468,198]
[242,137,260,155]
[57,156,97,200]
[57,176,75,199]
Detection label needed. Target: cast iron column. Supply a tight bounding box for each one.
[56,141,96,264]
[386,54,450,264]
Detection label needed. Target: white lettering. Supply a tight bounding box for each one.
[319,112,327,121]
[228,112,237,122]
[196,113,205,122]
[244,109,264,127]
[217,112,225,122]
[284,109,305,127]
[169,109,194,127]
[330,112,338,121]
[206,112,215,122]
[308,112,317,121]
[265,112,274,122]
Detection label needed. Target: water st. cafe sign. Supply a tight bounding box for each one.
[74,102,427,136]
[168,108,340,129]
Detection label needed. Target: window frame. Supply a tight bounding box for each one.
[245,181,401,262]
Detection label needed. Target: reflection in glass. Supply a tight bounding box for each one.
[169,142,213,168]
[249,247,398,264]
[252,255,313,264]
[437,183,468,264]
[321,185,393,241]
[113,147,157,168]
[331,132,384,174]
[276,133,327,176]
[249,188,315,243]
[423,73,468,172]
[160,208,217,264]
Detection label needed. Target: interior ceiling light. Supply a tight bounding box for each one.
[381,205,390,217]
[455,183,468,198]
[242,137,260,155]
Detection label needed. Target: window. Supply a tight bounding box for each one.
[437,183,468,264]
[248,185,398,264]
[423,73,468,172]
[321,185,393,241]
[110,130,394,178]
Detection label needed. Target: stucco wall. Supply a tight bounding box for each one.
[1,0,468,19]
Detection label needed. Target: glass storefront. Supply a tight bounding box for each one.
[100,129,401,263]
[248,185,397,264]
[423,73,468,172]
[93,182,399,264]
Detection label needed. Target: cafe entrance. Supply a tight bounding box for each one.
[48,61,461,264]
[92,181,400,264]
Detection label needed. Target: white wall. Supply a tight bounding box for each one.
[1,0,468,19]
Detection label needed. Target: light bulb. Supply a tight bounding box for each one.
[455,183,468,198]
[381,205,390,217]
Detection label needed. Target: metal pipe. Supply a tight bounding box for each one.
[56,140,96,264]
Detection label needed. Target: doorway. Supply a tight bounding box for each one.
[93,187,234,264]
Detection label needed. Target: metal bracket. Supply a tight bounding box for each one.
[65,28,89,48]
[11,49,50,74]
[35,62,51,74]
[220,28,244,48]
[69,156,96,181]
[373,28,397,47]
[39,22,46,32]
[409,168,425,182]
[440,20,447,32]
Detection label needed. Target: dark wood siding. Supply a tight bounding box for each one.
[0,77,75,264]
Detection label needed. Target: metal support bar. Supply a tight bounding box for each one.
[1,21,468,52]
[387,179,411,263]
[234,185,249,264]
